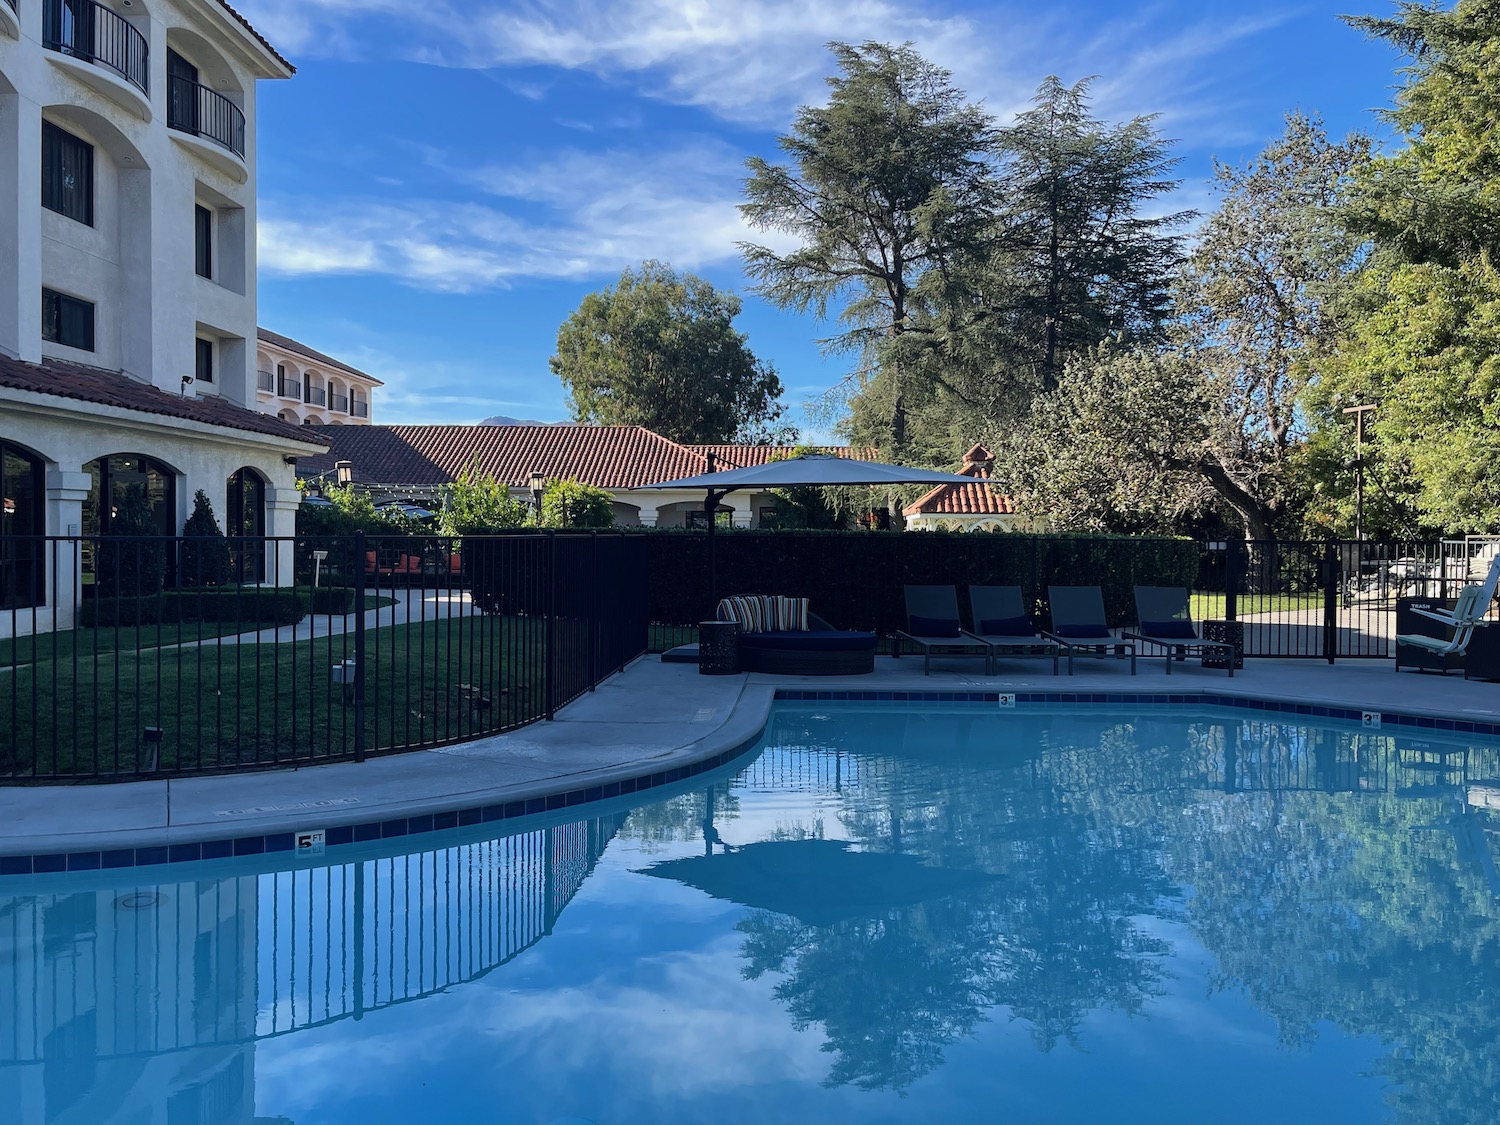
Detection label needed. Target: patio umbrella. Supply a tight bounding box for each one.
[637,838,998,928]
[636,453,986,609]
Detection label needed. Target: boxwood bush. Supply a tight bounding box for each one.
[643,530,1202,635]
[81,588,310,628]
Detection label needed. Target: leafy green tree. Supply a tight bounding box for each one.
[551,261,789,444]
[96,484,166,597]
[179,489,231,588]
[1313,0,1500,533]
[539,478,615,528]
[740,41,996,456]
[440,462,529,535]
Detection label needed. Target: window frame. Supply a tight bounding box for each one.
[194,204,213,280]
[194,337,214,384]
[41,121,95,227]
[41,288,96,352]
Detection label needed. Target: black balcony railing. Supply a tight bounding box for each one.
[167,72,246,159]
[307,385,326,406]
[4,0,18,16]
[331,392,349,413]
[257,369,275,392]
[278,376,300,398]
[43,0,149,96]
[352,400,370,418]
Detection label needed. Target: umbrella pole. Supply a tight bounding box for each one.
[705,486,719,615]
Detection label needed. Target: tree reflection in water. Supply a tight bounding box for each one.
[705,705,1500,1113]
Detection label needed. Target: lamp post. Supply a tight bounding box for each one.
[1341,404,1376,541]
[528,472,546,522]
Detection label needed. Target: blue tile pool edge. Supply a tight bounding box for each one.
[2,688,1492,876]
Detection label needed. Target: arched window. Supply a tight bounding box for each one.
[226,467,265,582]
[84,454,177,584]
[1,440,46,609]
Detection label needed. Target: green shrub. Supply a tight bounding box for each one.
[539,479,615,528]
[82,588,309,628]
[308,586,358,615]
[180,490,231,587]
[642,529,1201,634]
[95,484,167,598]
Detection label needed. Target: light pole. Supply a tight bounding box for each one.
[528,471,546,522]
[1342,404,1376,541]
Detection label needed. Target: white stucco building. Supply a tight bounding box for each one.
[255,326,380,426]
[0,0,325,635]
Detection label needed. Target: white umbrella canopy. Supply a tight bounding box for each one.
[637,453,978,492]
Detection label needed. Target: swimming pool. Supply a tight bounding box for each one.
[3,700,1498,1124]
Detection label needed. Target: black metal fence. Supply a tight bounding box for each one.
[645,534,1499,662]
[0,532,649,783]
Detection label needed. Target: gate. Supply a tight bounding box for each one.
[1199,539,1492,660]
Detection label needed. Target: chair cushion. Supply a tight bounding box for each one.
[1054,623,1112,639]
[909,614,961,638]
[1140,620,1197,639]
[718,595,810,632]
[979,616,1035,636]
[740,630,877,652]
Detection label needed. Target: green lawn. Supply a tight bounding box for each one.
[2,615,548,779]
[1189,592,1321,620]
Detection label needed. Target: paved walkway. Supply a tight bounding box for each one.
[3,652,1499,857]
[173,587,480,648]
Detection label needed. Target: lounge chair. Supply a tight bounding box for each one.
[1413,554,1500,629]
[1044,586,1136,675]
[1123,586,1235,677]
[895,585,989,675]
[716,595,876,675]
[1396,583,1492,674]
[967,586,1060,675]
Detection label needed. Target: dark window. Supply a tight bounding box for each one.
[167,49,200,135]
[41,288,95,352]
[276,363,286,396]
[194,205,212,279]
[41,121,94,226]
[195,337,214,384]
[227,468,266,581]
[1,440,47,609]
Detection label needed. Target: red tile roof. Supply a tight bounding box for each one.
[686,444,866,468]
[0,355,328,446]
[257,328,382,384]
[300,425,736,489]
[903,446,1017,517]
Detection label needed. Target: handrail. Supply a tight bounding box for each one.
[42,0,149,96]
[352,400,370,418]
[331,392,349,413]
[307,385,326,406]
[167,72,246,159]
[257,369,275,392]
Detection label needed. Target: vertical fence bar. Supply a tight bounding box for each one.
[353,530,367,762]
[544,533,556,721]
[1322,541,1340,665]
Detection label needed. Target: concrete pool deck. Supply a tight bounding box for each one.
[4,652,1500,859]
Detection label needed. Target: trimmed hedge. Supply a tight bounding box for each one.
[643,530,1201,636]
[309,586,359,615]
[81,589,310,628]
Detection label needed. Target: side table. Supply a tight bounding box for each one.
[698,620,741,675]
[1201,620,1245,670]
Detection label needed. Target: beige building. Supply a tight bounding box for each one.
[255,326,381,426]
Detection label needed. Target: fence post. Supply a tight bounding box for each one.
[1321,540,1339,664]
[588,532,599,691]
[1225,541,1241,623]
[545,532,556,720]
[354,529,367,761]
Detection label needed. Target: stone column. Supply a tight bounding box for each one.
[636,505,660,528]
[45,470,92,633]
[265,486,302,587]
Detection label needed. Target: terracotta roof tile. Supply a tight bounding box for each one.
[300,425,732,490]
[686,444,867,468]
[0,355,328,446]
[214,0,295,74]
[257,328,382,384]
[903,448,1016,517]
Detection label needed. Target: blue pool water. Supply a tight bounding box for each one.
[4,701,1500,1124]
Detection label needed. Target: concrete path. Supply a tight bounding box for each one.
[172,587,481,648]
[3,651,1499,857]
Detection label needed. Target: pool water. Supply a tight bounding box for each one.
[4,702,1500,1125]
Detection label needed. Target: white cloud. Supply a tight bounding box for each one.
[259,139,797,291]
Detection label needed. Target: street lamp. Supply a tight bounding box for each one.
[528,471,546,519]
[334,460,353,488]
[1342,404,1376,541]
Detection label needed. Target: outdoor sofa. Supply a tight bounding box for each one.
[716,595,876,675]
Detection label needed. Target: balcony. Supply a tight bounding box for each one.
[306,386,326,407]
[257,369,275,393]
[330,392,349,413]
[168,73,246,165]
[278,377,301,399]
[1,0,18,41]
[352,400,370,419]
[43,1,150,118]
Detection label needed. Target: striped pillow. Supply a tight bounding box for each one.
[717,595,809,632]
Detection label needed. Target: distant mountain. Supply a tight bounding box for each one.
[479,414,561,426]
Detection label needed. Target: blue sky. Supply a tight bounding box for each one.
[240,0,1405,435]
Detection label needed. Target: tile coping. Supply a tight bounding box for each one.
[2,688,1496,876]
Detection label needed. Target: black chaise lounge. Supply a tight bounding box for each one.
[1122,586,1236,677]
[967,586,1061,675]
[1044,585,1136,675]
[716,595,876,675]
[894,585,989,675]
